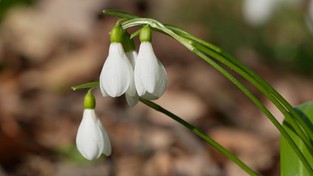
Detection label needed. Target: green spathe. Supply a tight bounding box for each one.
[139,25,152,42]
[110,24,123,43]
[84,90,96,109]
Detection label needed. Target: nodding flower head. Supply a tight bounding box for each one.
[76,90,111,160]
[100,25,133,97]
[101,24,167,102]
[134,25,167,100]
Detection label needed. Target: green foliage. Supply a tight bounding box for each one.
[281,102,313,176]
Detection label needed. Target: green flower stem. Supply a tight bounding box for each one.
[139,98,259,176]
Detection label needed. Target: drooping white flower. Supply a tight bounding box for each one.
[125,50,139,106]
[76,109,112,160]
[134,42,167,100]
[100,43,133,97]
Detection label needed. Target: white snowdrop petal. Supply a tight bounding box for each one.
[153,63,168,97]
[141,92,158,100]
[126,78,137,97]
[134,51,146,96]
[100,43,133,97]
[135,42,157,93]
[125,76,138,105]
[125,92,139,106]
[134,67,146,96]
[125,51,137,97]
[76,109,111,160]
[96,119,112,156]
[134,42,167,99]
[126,51,137,67]
[124,51,139,106]
[76,110,102,160]
[141,43,160,92]
[99,83,108,97]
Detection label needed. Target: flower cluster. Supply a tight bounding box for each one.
[76,24,168,160]
[100,24,167,106]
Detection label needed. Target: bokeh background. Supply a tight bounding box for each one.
[0,0,313,175]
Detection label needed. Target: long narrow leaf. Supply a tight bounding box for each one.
[71,81,99,91]
[281,101,313,176]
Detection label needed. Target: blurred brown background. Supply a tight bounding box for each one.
[0,0,313,175]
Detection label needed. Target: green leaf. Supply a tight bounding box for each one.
[71,81,99,91]
[281,101,313,176]
[103,9,138,19]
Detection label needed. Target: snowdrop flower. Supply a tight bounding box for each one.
[76,90,111,160]
[123,32,139,106]
[100,25,133,97]
[134,25,167,100]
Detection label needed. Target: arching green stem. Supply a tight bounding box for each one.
[140,98,259,176]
